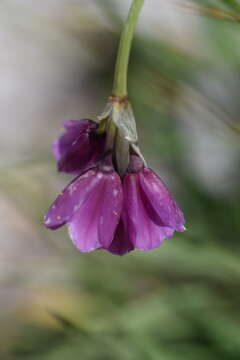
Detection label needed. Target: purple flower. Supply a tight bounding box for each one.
[107,156,185,255]
[44,152,185,255]
[53,119,105,174]
[45,98,186,255]
[44,159,123,252]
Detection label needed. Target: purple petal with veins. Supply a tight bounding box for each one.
[52,119,105,175]
[122,173,174,250]
[44,169,100,229]
[44,166,123,253]
[107,219,134,256]
[119,156,185,251]
[69,171,122,252]
[139,168,185,232]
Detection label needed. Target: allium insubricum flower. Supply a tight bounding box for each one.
[44,97,185,255]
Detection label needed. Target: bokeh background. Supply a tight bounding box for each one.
[1,0,240,359]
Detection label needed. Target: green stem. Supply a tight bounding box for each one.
[112,0,145,97]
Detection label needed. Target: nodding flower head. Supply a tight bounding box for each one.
[53,119,106,175]
[45,97,186,255]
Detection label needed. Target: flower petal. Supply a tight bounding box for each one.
[53,119,105,174]
[139,169,185,231]
[68,172,122,252]
[44,169,100,229]
[63,119,91,130]
[123,173,175,250]
[53,119,94,161]
[107,219,134,256]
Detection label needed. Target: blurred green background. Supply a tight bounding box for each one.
[1,0,240,359]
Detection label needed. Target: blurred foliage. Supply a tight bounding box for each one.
[1,0,240,360]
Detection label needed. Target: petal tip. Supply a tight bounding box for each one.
[68,223,101,253]
[44,215,56,230]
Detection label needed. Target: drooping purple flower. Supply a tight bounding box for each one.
[44,159,123,252]
[108,155,185,254]
[52,119,105,175]
[45,96,186,255]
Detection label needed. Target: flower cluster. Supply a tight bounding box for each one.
[44,98,185,255]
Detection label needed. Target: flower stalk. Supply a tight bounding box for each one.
[112,0,145,98]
